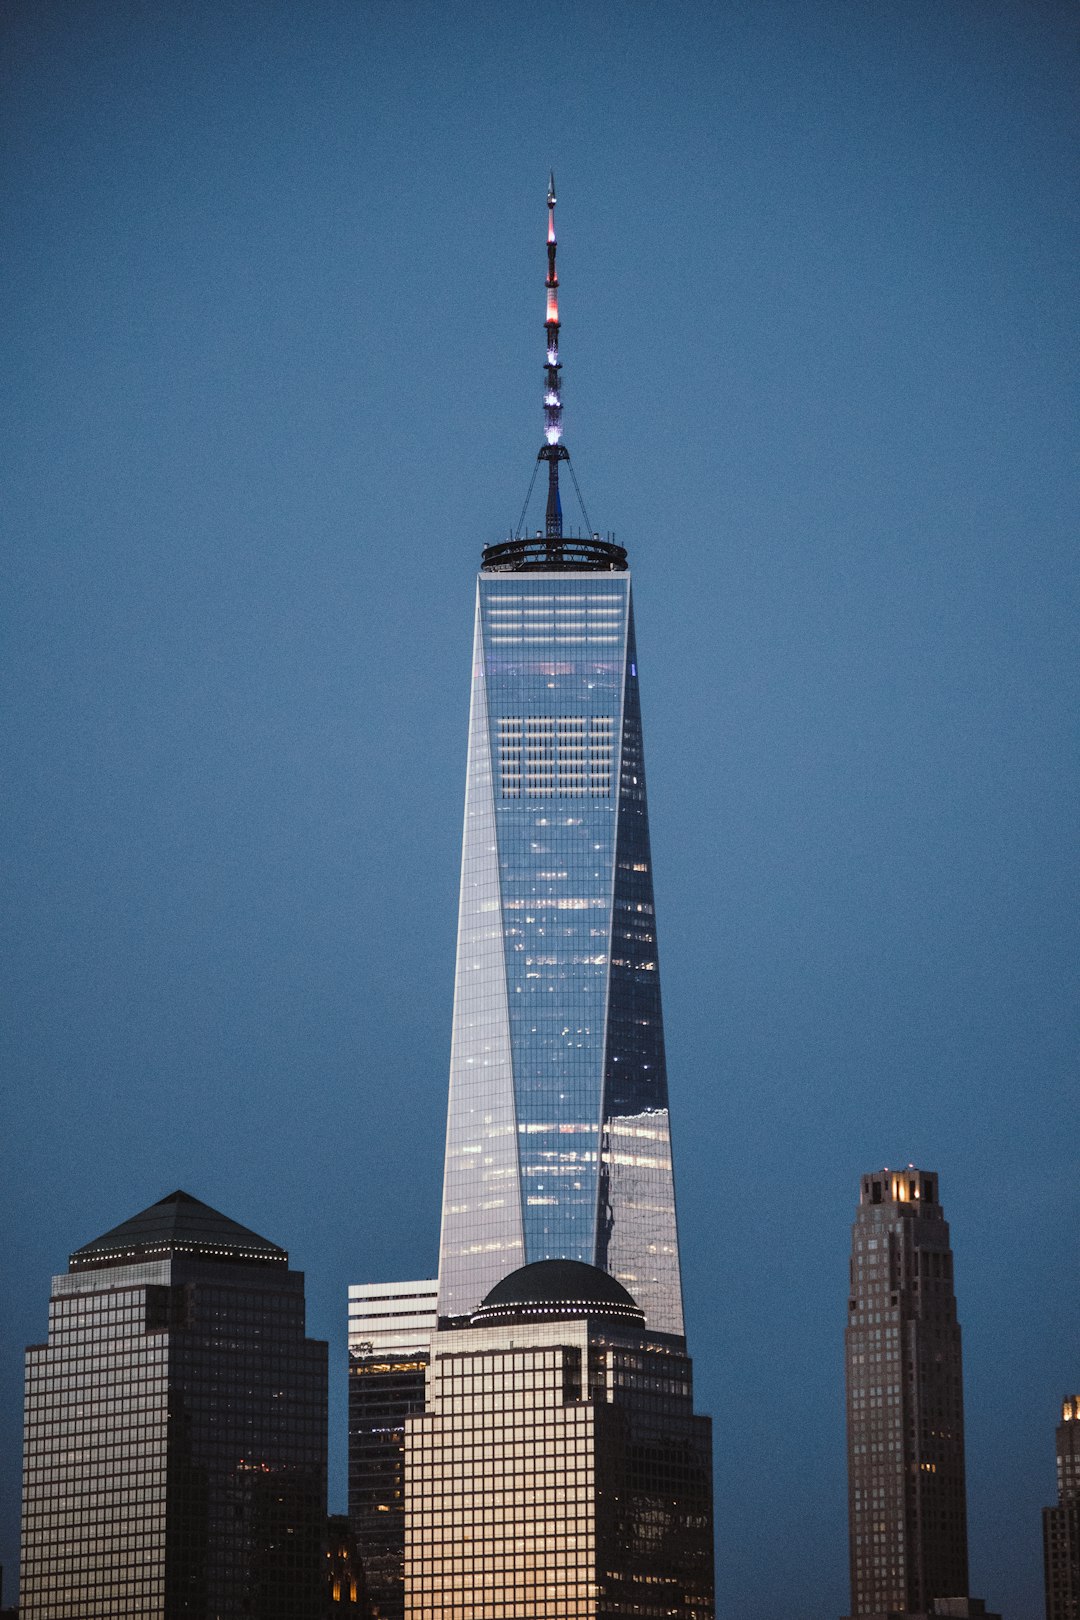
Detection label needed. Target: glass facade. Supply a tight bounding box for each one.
[21,1194,328,1620]
[404,1317,713,1620]
[439,569,683,1334]
[845,1169,968,1616]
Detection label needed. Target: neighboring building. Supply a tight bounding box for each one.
[927,1603,1001,1620]
[1044,1395,1080,1620]
[436,173,683,1340]
[326,1513,366,1614]
[405,1259,713,1620]
[347,1281,438,1620]
[843,1167,998,1620]
[21,1189,328,1620]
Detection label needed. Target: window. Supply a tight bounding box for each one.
[498,717,614,798]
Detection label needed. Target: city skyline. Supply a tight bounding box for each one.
[3,4,1078,1616]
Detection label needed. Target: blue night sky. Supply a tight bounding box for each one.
[2,2,1077,1613]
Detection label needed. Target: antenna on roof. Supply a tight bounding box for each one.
[539,171,569,551]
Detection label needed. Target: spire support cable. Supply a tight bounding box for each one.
[514,459,541,540]
[566,455,593,539]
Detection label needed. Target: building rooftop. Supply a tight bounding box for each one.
[481,534,628,572]
[471,1259,644,1327]
[69,1189,288,1272]
[858,1167,939,1209]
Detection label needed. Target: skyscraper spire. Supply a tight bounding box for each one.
[541,170,569,544]
[486,185,625,571]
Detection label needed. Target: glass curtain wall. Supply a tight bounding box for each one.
[438,570,683,1335]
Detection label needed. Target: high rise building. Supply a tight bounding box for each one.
[405,177,714,1619]
[436,172,682,1339]
[326,1513,367,1614]
[844,1167,971,1617]
[21,1189,328,1620]
[1043,1395,1080,1620]
[405,1260,713,1619]
[348,1280,438,1619]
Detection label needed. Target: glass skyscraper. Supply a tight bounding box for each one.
[437,563,683,1335]
[407,177,713,1618]
[436,181,683,1335]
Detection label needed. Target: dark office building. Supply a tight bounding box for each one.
[844,1167,970,1617]
[405,1260,714,1620]
[1044,1395,1080,1620]
[20,1189,328,1619]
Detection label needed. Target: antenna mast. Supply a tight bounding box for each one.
[540,171,569,551]
[483,179,627,573]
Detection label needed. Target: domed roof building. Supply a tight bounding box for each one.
[406,1259,713,1617]
[470,1259,645,1329]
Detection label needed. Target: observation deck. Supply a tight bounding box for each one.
[481,532,628,573]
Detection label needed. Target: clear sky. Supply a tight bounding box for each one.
[2,1,1077,1613]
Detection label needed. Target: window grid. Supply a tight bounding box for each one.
[497,717,614,799]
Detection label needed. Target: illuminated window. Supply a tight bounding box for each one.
[497,717,613,798]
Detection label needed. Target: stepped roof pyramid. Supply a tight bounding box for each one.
[70,1188,287,1271]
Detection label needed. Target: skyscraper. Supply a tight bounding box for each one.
[348,1280,438,1619]
[326,1514,367,1614]
[21,1190,328,1620]
[437,173,682,1338]
[1043,1395,1080,1620]
[405,177,714,1620]
[844,1167,970,1617]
